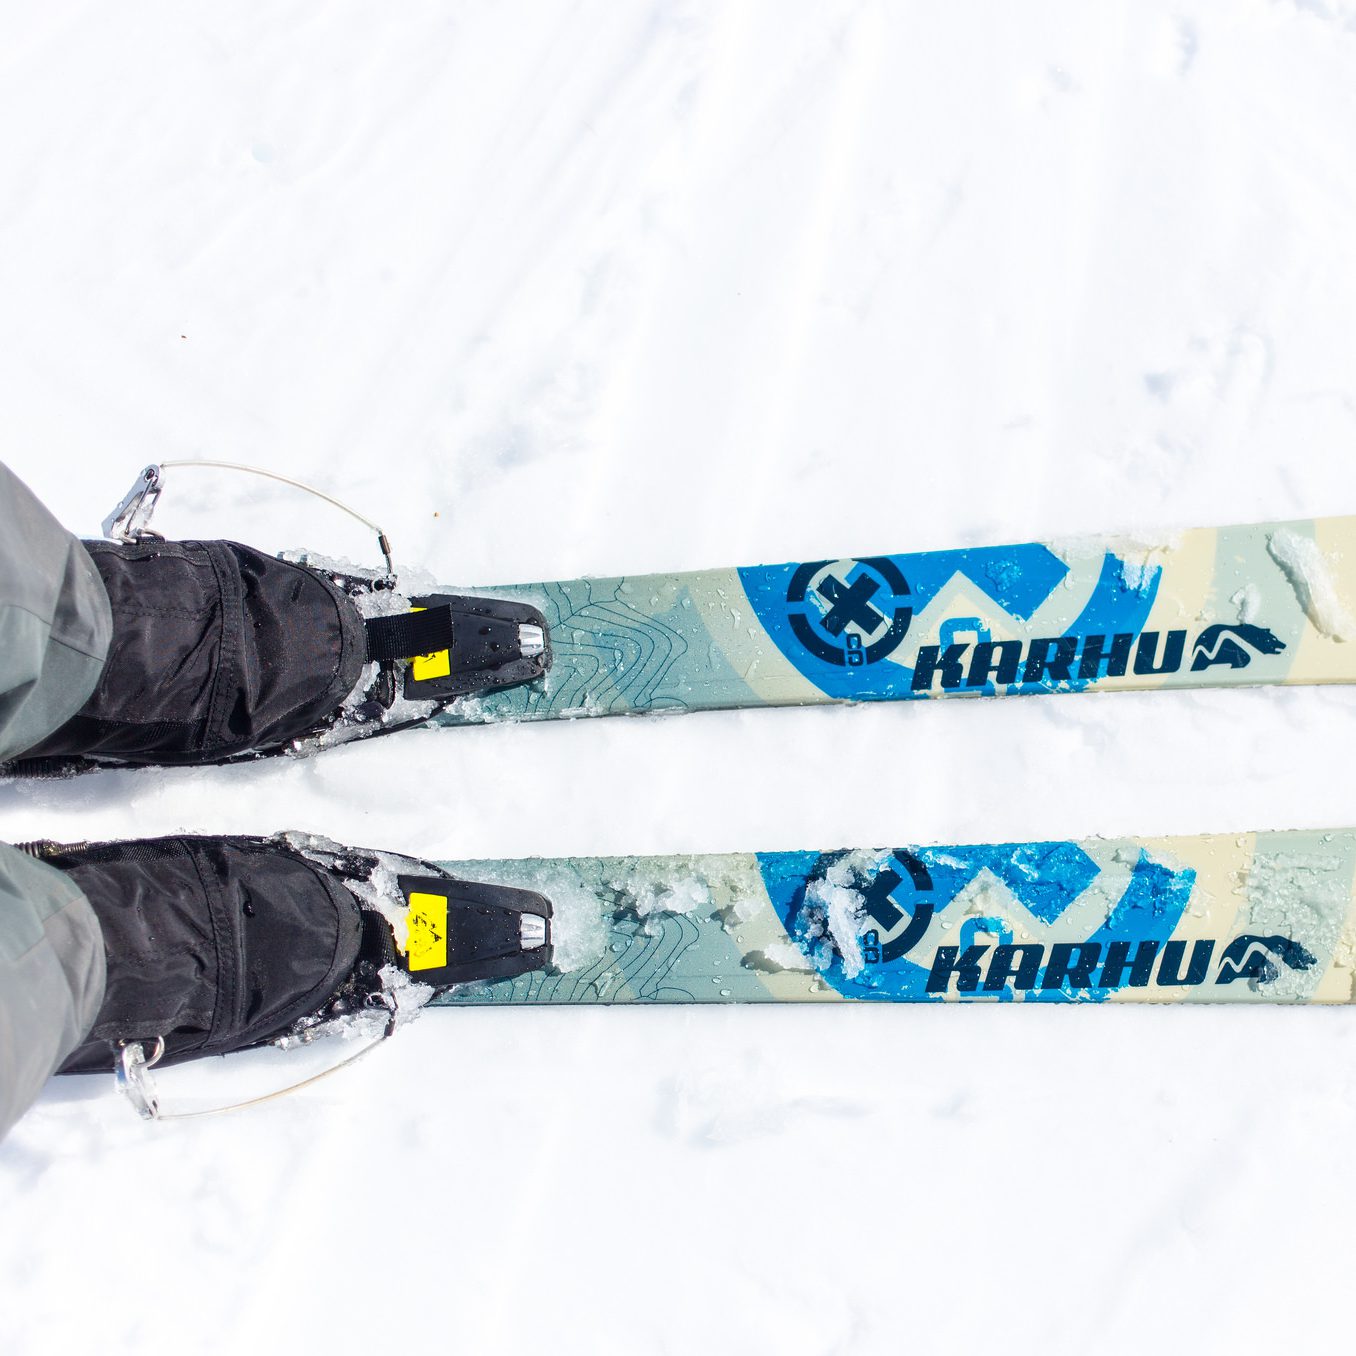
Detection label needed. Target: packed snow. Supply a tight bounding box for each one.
[1267,527,1356,642]
[3,4,1356,1355]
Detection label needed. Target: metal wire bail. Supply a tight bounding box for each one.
[101,459,396,578]
[115,1038,167,1121]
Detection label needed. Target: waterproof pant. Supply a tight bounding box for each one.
[0,463,111,1140]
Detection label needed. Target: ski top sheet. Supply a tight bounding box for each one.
[427,515,1356,725]
[423,830,1356,1006]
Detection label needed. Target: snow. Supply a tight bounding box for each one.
[800,849,889,979]
[631,875,711,920]
[3,3,1356,1354]
[1267,527,1356,642]
[1231,583,1263,623]
[751,940,817,974]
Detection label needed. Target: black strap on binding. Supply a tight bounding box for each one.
[364,605,454,662]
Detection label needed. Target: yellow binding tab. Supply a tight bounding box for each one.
[406,892,449,971]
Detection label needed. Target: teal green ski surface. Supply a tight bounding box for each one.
[430,516,1356,726]
[427,830,1356,1006]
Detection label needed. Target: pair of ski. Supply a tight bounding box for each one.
[343,509,1356,1009]
[100,468,1356,1009]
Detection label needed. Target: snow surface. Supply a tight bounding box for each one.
[3,4,1356,1353]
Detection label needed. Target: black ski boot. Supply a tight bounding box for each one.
[6,536,549,774]
[22,835,552,1080]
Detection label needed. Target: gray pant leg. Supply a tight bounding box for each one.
[0,461,112,762]
[0,463,111,1137]
[0,847,105,1139]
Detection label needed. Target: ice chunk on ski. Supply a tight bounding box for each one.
[1267,530,1355,642]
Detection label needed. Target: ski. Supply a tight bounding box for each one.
[97,468,1356,734]
[418,829,1356,1005]
[424,514,1356,726]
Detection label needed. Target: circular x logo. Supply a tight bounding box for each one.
[785,557,912,667]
